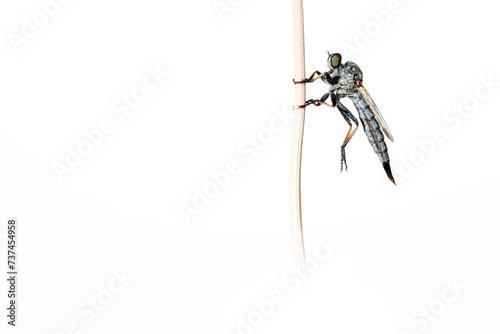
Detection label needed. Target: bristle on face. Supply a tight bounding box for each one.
[383,162,396,185]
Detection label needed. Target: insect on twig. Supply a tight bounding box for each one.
[289,0,396,280]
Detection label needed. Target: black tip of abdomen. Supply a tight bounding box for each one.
[383,162,396,185]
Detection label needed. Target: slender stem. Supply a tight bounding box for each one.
[290,0,307,275]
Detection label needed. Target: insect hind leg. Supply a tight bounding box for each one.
[336,100,359,172]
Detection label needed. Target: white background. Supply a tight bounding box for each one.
[0,0,499,333]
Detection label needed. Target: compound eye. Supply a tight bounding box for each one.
[330,53,342,68]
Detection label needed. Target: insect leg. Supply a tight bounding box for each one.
[297,93,332,109]
[336,100,359,172]
[293,71,332,84]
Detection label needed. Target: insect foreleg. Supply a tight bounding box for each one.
[293,71,332,84]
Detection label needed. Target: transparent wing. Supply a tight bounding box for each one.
[357,85,394,142]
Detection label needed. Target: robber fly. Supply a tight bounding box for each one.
[294,53,395,184]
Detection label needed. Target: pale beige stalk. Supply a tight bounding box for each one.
[290,0,307,275]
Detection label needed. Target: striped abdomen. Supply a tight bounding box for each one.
[350,92,395,183]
